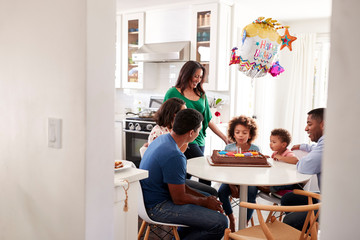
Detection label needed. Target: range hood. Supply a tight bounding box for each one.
[132,41,190,62]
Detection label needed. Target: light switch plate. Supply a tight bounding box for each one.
[48,118,62,149]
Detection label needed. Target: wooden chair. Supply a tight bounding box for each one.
[257,191,284,222]
[230,191,282,227]
[224,190,321,240]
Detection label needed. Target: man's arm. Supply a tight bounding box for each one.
[297,139,323,175]
[168,183,223,213]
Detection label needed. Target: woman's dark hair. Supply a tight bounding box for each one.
[175,61,206,97]
[227,115,258,144]
[154,98,185,129]
[271,128,292,147]
[173,109,203,135]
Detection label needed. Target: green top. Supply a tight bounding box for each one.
[164,87,212,146]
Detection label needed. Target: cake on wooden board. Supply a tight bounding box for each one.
[211,150,267,165]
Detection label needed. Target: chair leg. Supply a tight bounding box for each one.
[250,217,255,226]
[224,228,231,240]
[138,220,147,240]
[279,211,284,221]
[144,225,151,240]
[266,210,274,223]
[172,226,181,240]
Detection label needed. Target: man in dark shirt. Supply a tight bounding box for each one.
[140,108,227,239]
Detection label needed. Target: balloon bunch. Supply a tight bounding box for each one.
[229,17,297,79]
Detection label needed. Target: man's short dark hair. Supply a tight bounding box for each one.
[172,109,203,135]
[308,108,325,122]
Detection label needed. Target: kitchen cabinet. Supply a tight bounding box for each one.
[191,3,232,91]
[121,12,145,89]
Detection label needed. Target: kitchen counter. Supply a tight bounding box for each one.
[114,167,148,185]
[114,166,148,240]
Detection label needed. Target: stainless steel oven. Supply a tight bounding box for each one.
[123,117,156,167]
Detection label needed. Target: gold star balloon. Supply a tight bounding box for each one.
[280,28,297,51]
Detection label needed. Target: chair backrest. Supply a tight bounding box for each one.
[138,145,187,227]
[137,182,159,224]
[137,182,188,227]
[239,190,321,240]
[140,146,147,158]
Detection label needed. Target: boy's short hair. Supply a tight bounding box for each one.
[227,115,258,144]
[308,108,325,123]
[271,128,292,147]
[172,109,203,135]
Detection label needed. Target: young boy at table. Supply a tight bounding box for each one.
[217,115,260,232]
[258,128,301,197]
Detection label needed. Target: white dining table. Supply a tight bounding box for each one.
[187,156,313,230]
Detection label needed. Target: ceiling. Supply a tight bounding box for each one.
[117,0,332,21]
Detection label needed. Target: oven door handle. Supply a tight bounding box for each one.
[123,129,151,135]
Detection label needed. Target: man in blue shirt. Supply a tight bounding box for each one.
[140,108,227,240]
[281,108,325,230]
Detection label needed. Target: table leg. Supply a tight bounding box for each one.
[238,185,248,230]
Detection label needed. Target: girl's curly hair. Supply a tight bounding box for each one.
[227,115,258,144]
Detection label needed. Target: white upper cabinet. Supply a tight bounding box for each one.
[121,12,145,89]
[191,3,232,91]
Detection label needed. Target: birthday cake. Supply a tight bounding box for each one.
[211,150,267,165]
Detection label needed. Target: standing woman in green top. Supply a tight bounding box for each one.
[164,60,229,186]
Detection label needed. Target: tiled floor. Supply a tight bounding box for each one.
[137,180,280,239]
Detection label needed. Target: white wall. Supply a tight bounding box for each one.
[321,0,360,238]
[86,0,115,239]
[0,0,115,239]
